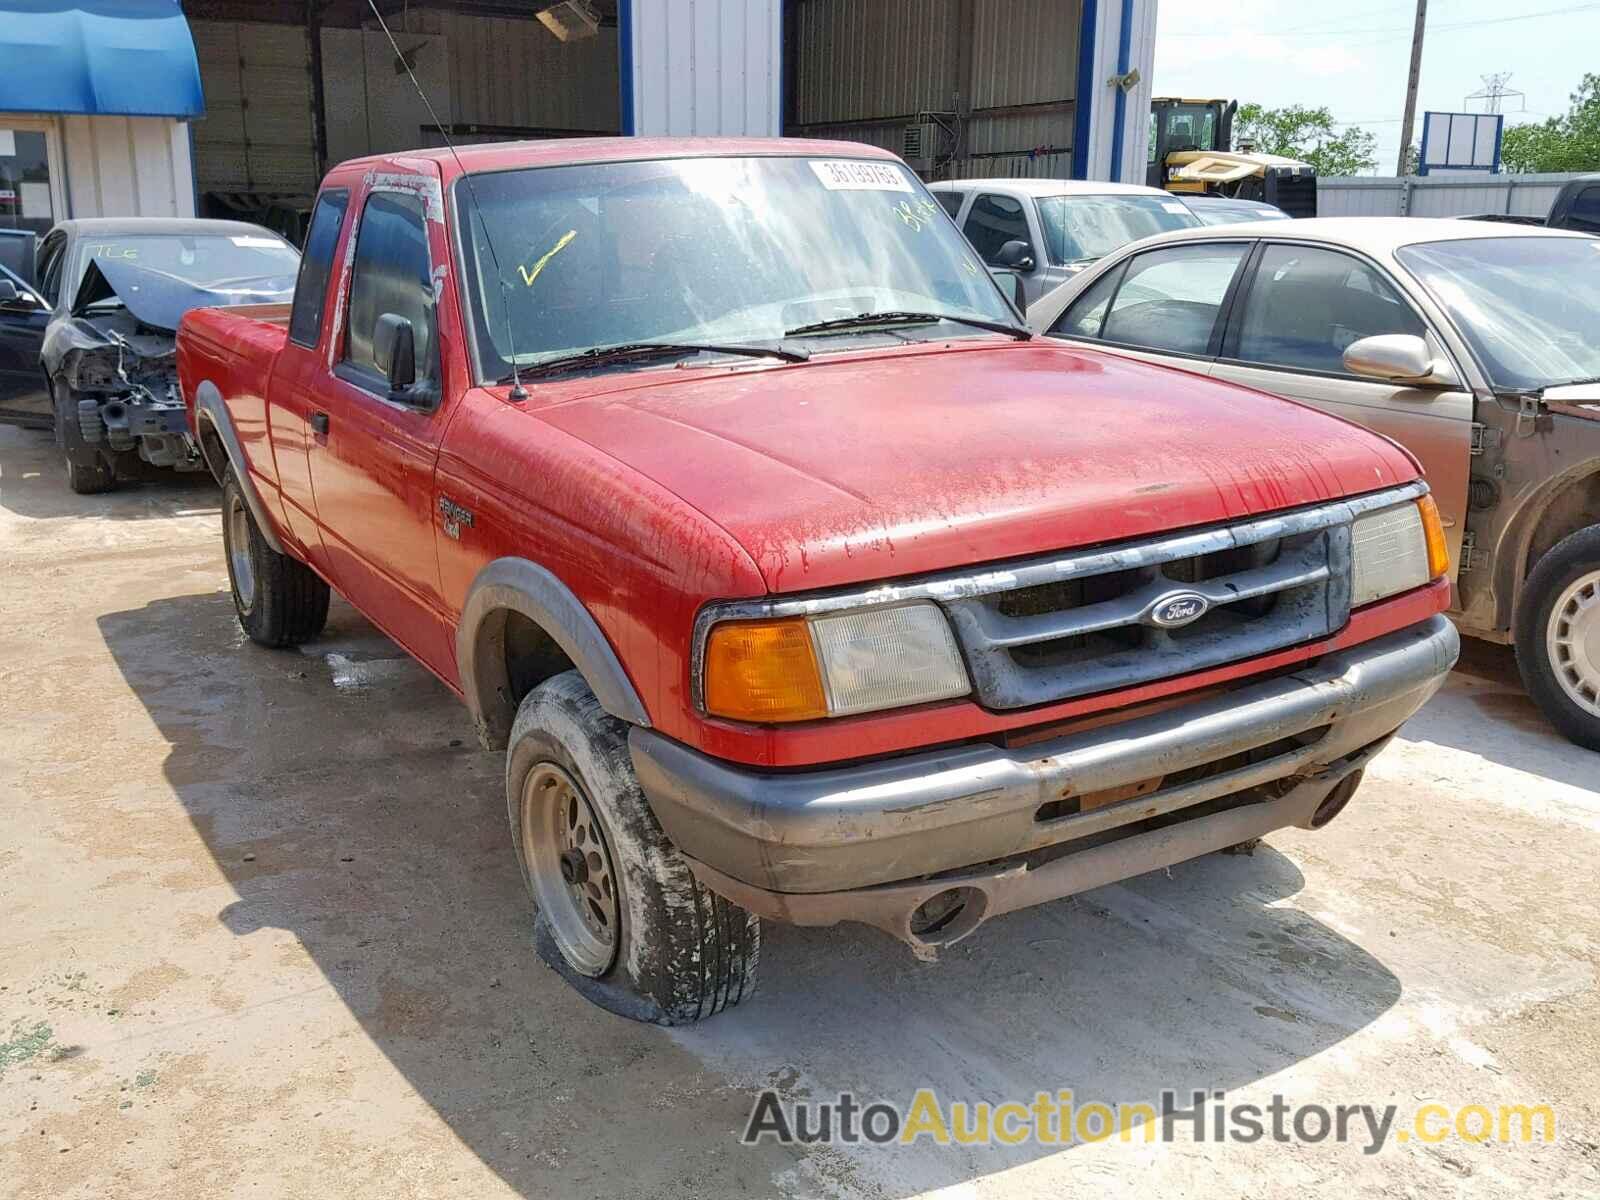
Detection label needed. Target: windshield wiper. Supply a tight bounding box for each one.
[1541,376,1600,391]
[504,340,809,383]
[784,310,1031,340]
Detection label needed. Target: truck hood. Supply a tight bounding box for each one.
[533,341,1421,592]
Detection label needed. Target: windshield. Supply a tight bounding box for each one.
[1036,194,1200,264]
[70,232,300,301]
[455,156,1017,378]
[1192,203,1291,226]
[1396,236,1600,391]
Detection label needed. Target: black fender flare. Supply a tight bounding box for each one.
[457,556,651,750]
[192,380,285,555]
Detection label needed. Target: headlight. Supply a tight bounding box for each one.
[1351,495,1450,606]
[701,601,970,723]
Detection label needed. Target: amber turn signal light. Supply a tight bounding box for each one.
[703,617,828,723]
[1417,495,1450,580]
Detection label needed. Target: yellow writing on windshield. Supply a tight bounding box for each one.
[84,244,139,261]
[518,230,578,288]
[892,200,942,232]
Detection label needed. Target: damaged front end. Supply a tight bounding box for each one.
[50,259,219,472]
[59,325,198,471]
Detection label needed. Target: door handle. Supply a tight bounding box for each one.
[310,410,330,436]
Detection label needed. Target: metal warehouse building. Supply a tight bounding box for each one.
[0,0,1156,234]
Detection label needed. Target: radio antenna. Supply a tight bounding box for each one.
[365,0,527,400]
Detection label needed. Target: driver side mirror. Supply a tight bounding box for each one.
[1342,334,1457,387]
[988,268,1026,314]
[0,279,37,311]
[996,239,1035,272]
[373,312,416,394]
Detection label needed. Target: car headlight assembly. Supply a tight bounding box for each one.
[701,601,970,723]
[1350,495,1450,606]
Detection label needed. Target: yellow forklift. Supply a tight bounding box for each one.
[1146,98,1318,217]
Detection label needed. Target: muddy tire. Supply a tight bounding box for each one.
[1516,526,1600,752]
[221,466,330,648]
[54,380,114,495]
[506,671,759,1024]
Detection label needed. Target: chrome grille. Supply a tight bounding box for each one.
[942,520,1351,709]
[692,483,1425,717]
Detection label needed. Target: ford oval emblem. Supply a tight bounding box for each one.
[1148,591,1211,629]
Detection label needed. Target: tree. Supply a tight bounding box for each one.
[1234,103,1379,176]
[1501,73,1600,173]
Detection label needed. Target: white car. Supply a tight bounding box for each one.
[929,178,1200,306]
[1028,217,1600,749]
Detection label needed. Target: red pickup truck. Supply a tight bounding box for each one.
[179,138,1459,1024]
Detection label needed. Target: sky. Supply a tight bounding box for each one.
[1151,0,1600,174]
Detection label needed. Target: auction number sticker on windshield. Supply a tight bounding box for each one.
[809,160,913,193]
[1160,201,1190,214]
[230,235,283,249]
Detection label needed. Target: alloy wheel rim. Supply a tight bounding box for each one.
[1546,569,1600,718]
[227,495,256,613]
[520,762,619,977]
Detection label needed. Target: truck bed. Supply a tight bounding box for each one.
[177,304,292,482]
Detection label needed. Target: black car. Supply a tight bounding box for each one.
[0,218,299,493]
[0,259,50,427]
[1459,173,1600,234]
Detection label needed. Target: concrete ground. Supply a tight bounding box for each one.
[1,422,1597,1200]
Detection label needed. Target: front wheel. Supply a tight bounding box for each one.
[1516,526,1600,752]
[221,466,330,647]
[53,380,114,495]
[507,671,759,1024]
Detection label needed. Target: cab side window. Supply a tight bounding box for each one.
[962,193,1033,266]
[1231,245,1425,375]
[1057,243,1246,356]
[933,190,964,218]
[288,188,349,348]
[340,191,438,396]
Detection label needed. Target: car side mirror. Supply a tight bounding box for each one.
[0,279,35,310]
[1343,334,1453,386]
[996,239,1035,272]
[988,268,1026,314]
[373,312,416,393]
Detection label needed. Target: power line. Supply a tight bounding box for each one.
[1164,1,1600,39]
[1272,3,1431,37]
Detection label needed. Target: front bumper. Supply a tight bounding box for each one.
[631,615,1458,949]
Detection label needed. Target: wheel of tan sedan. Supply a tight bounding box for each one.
[1516,526,1600,752]
[506,670,759,1023]
[220,466,331,648]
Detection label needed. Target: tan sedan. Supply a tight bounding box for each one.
[1029,218,1600,750]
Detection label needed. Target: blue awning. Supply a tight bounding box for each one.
[0,2,203,119]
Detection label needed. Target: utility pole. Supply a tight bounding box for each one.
[1396,0,1427,176]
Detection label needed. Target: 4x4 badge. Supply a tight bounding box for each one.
[438,496,475,540]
